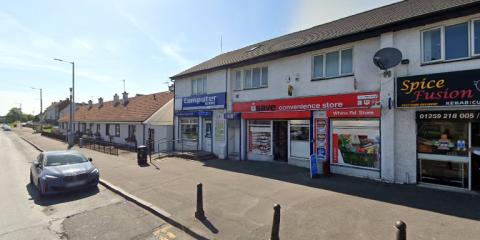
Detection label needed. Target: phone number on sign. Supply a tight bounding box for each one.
[418,112,480,120]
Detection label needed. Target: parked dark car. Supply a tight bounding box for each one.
[30,151,99,197]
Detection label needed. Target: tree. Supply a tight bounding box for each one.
[4,107,34,123]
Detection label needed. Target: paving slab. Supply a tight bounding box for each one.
[15,128,480,240]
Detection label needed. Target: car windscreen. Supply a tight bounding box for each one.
[44,154,88,166]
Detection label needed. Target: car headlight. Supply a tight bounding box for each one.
[44,175,59,180]
[90,169,99,175]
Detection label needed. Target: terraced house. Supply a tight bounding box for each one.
[171,0,480,192]
[59,91,173,152]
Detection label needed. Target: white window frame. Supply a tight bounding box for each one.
[191,77,207,95]
[471,18,480,57]
[421,21,473,64]
[234,70,242,91]
[311,47,353,80]
[243,66,268,90]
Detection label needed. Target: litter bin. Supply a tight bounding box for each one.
[79,138,84,148]
[137,145,148,165]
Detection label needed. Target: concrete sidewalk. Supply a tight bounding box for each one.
[15,128,480,240]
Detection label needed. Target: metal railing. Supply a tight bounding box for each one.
[82,138,119,156]
[147,138,199,155]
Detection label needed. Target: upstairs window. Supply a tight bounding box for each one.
[422,28,441,62]
[422,21,473,63]
[243,67,268,89]
[473,19,480,55]
[234,70,242,91]
[312,48,353,79]
[445,22,469,60]
[191,77,207,95]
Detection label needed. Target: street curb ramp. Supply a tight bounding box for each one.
[20,136,210,240]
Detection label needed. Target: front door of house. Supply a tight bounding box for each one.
[202,118,212,152]
[471,122,480,191]
[148,128,155,151]
[273,121,288,162]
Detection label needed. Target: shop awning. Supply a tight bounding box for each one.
[242,111,311,120]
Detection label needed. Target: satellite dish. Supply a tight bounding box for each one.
[373,48,403,70]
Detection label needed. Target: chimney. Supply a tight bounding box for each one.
[88,100,93,109]
[122,91,129,105]
[98,97,103,107]
[113,93,119,105]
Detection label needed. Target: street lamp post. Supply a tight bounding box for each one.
[31,87,43,132]
[54,58,75,148]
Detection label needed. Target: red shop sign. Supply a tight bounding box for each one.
[232,92,380,113]
[327,108,381,118]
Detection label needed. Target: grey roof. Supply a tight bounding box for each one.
[172,0,480,79]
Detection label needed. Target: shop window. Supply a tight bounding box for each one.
[248,120,271,155]
[417,121,469,157]
[180,118,199,140]
[290,120,310,159]
[290,121,309,141]
[445,22,469,60]
[331,120,380,169]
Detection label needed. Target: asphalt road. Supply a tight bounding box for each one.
[0,129,183,240]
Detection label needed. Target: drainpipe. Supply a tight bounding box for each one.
[142,123,146,145]
[172,79,176,151]
[225,69,229,159]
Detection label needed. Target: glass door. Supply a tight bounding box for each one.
[417,121,470,188]
[202,118,212,152]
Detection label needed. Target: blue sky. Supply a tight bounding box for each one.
[0,0,398,116]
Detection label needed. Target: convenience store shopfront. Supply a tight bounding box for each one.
[396,69,480,191]
[233,92,381,179]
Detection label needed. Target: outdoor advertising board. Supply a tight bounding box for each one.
[396,69,480,108]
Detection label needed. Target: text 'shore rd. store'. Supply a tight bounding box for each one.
[176,92,226,152]
[233,92,381,179]
[397,69,480,191]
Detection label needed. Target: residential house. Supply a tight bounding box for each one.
[59,91,174,152]
[171,0,480,192]
[43,99,70,125]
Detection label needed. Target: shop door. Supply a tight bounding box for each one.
[273,121,288,161]
[471,122,480,191]
[202,118,212,152]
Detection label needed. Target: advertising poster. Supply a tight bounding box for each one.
[214,119,225,141]
[311,111,328,177]
[248,126,271,155]
[331,120,380,169]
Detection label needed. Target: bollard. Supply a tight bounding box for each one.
[270,204,281,240]
[395,220,406,240]
[195,183,205,220]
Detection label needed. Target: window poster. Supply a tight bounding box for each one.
[331,120,380,169]
[248,124,271,155]
[315,119,328,161]
[214,119,225,141]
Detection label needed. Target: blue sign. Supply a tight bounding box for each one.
[182,92,226,110]
[175,111,212,117]
[310,154,318,178]
[224,112,241,120]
